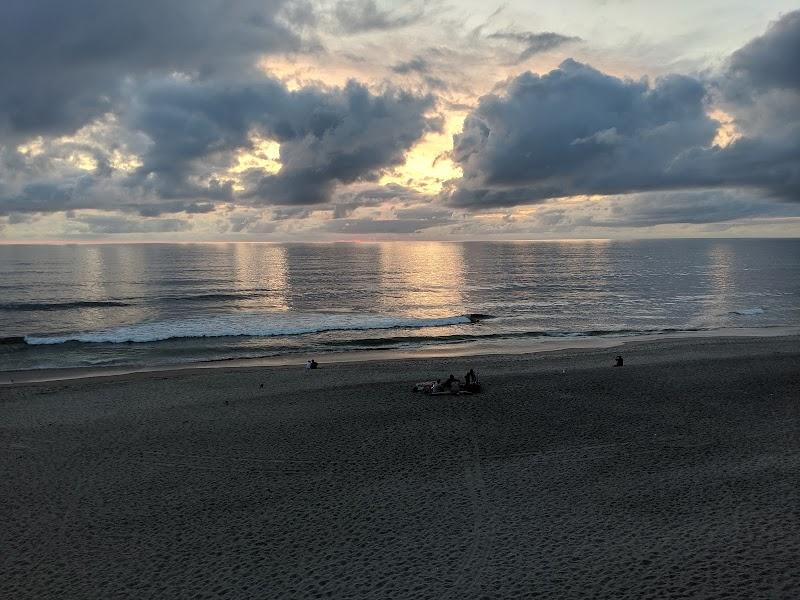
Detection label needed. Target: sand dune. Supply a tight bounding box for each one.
[2,335,799,599]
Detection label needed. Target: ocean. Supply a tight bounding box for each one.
[1,239,798,373]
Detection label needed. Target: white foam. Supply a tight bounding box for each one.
[25,312,472,345]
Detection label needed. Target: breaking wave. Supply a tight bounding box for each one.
[24,313,479,345]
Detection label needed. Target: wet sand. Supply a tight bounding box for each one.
[2,335,799,599]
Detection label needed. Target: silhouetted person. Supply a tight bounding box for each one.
[464,368,481,392]
[614,355,623,367]
[439,373,459,393]
[465,369,477,385]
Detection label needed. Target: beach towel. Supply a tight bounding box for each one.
[413,381,437,393]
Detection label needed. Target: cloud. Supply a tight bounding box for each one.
[389,57,450,92]
[392,204,454,221]
[4,4,798,238]
[137,202,216,218]
[329,183,424,217]
[716,10,800,140]
[728,10,800,94]
[324,217,451,234]
[248,81,441,204]
[676,10,800,200]
[71,213,192,234]
[532,190,799,229]
[1,76,439,214]
[391,57,429,74]
[0,0,305,140]
[333,1,425,33]
[488,31,583,63]
[0,179,97,216]
[444,12,800,209]
[443,59,718,207]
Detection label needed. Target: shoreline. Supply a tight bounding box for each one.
[2,325,798,386]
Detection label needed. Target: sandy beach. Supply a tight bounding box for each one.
[2,334,799,599]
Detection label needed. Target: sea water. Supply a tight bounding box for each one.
[1,239,798,372]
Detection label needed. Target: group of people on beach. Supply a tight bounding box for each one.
[307,354,622,394]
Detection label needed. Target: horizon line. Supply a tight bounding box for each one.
[1,235,799,246]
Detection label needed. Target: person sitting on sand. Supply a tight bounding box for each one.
[442,373,461,393]
[306,359,319,369]
[614,355,623,367]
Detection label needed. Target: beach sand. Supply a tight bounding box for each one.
[2,335,799,599]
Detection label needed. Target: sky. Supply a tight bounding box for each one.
[1,0,799,241]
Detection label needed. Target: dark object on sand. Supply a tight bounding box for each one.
[614,355,624,367]
[413,374,481,395]
[306,359,318,369]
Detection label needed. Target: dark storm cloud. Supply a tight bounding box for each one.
[716,11,800,138]
[728,10,800,93]
[669,134,800,201]
[0,175,222,217]
[683,10,800,200]
[125,76,439,205]
[0,0,303,139]
[248,82,441,204]
[445,11,800,210]
[0,74,439,214]
[488,31,583,63]
[0,180,93,215]
[444,59,718,207]
[333,1,424,33]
